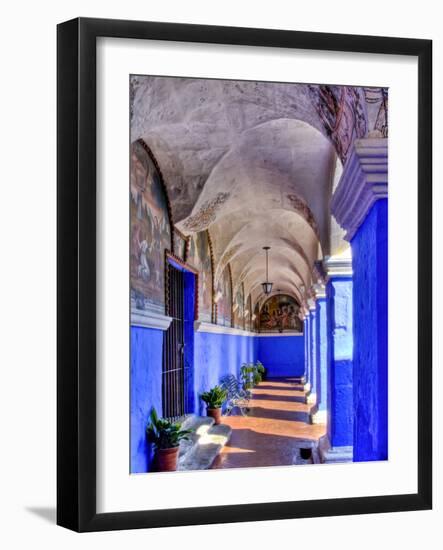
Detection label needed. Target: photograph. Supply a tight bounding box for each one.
[129,76,389,474]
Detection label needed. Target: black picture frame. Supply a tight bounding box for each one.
[57,17,432,532]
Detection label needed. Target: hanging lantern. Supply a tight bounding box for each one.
[261,246,273,295]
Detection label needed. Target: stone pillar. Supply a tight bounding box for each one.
[319,255,353,462]
[306,301,317,404]
[311,285,327,424]
[331,138,388,462]
[303,312,311,392]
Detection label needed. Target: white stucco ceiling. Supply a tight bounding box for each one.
[132,76,342,308]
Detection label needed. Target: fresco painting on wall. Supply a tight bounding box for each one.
[173,230,187,261]
[130,140,171,313]
[259,294,302,333]
[253,302,260,332]
[187,231,213,322]
[232,283,245,329]
[215,265,232,327]
[244,294,252,331]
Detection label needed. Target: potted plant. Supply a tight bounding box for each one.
[240,361,265,391]
[255,360,266,382]
[146,408,192,472]
[240,363,256,392]
[200,385,227,424]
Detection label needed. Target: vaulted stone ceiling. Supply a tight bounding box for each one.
[130,76,364,309]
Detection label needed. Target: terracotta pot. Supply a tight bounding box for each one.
[207,407,222,425]
[156,446,180,471]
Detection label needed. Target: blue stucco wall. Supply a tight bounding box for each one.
[352,199,388,461]
[316,298,328,413]
[130,326,163,474]
[327,277,354,448]
[303,315,311,385]
[309,310,318,397]
[257,335,304,378]
[193,332,258,416]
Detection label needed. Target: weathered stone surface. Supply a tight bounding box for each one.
[178,416,232,471]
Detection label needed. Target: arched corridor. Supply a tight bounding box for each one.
[130,76,388,473]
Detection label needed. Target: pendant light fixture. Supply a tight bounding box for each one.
[261,246,273,295]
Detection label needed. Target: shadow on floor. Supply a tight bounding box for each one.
[26,506,56,524]
[250,406,310,423]
[212,428,316,469]
[256,383,304,391]
[251,392,307,403]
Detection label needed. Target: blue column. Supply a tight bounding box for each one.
[303,314,311,390]
[312,295,328,423]
[307,307,317,404]
[327,275,353,450]
[351,199,388,461]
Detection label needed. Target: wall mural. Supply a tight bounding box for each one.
[173,230,187,261]
[187,231,213,322]
[309,85,367,164]
[259,294,302,333]
[253,302,260,332]
[215,265,232,327]
[232,282,245,330]
[130,140,171,313]
[244,294,253,332]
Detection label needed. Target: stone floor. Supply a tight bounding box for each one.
[211,377,326,469]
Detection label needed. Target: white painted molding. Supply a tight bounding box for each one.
[257,331,303,337]
[303,382,311,392]
[323,255,353,278]
[310,409,327,425]
[318,435,353,464]
[308,298,316,311]
[131,309,173,330]
[331,138,388,241]
[194,321,256,337]
[306,392,317,405]
[312,283,326,299]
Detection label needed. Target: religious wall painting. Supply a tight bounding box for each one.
[187,230,213,322]
[253,302,260,332]
[309,85,368,164]
[232,282,245,329]
[130,140,171,313]
[215,265,232,327]
[244,294,253,332]
[259,294,302,333]
[173,229,188,261]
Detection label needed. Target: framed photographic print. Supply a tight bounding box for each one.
[57,17,432,532]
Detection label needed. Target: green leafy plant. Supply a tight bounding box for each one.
[240,363,256,390]
[200,385,227,409]
[240,361,266,390]
[146,408,192,450]
[256,360,266,381]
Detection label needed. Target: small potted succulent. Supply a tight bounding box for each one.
[200,385,227,425]
[146,408,192,472]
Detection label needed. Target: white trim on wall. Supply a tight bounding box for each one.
[131,309,173,330]
[194,321,303,337]
[257,332,303,337]
[194,321,256,336]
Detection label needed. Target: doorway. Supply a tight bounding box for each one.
[162,259,195,419]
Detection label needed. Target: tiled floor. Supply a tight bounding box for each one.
[211,377,326,469]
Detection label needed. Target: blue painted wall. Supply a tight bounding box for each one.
[352,199,388,462]
[194,332,258,415]
[327,277,354,448]
[309,310,318,397]
[305,316,311,385]
[257,335,304,378]
[130,326,163,473]
[316,298,328,413]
